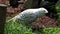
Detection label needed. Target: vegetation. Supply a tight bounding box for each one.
[43,28,60,34]
[4,20,33,34]
[4,16,60,34]
[56,5,60,19]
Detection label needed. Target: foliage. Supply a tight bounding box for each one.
[23,0,33,9]
[4,20,32,34]
[42,28,60,34]
[56,6,60,19]
[4,19,60,34]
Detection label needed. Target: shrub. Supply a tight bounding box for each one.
[42,28,60,34]
[4,20,32,34]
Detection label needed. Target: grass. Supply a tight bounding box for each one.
[4,20,33,34]
[4,19,60,34]
[43,28,60,34]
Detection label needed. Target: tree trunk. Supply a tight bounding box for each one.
[0,4,7,34]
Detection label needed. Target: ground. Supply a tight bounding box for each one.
[32,15,59,28]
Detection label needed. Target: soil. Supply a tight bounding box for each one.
[32,15,59,28]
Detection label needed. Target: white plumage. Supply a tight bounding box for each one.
[7,8,48,22]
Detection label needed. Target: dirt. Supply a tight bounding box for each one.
[32,15,59,28]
